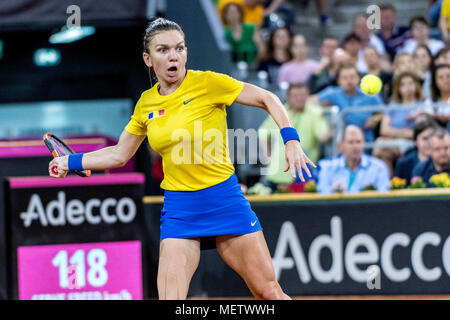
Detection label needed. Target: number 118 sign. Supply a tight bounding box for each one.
[17,241,142,300]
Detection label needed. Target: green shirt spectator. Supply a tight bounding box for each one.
[224,23,258,63]
[258,83,329,185]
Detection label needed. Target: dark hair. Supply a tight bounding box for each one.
[391,71,423,103]
[336,62,359,81]
[343,32,362,45]
[414,43,433,69]
[221,2,244,26]
[263,26,293,61]
[379,3,396,12]
[430,63,450,102]
[143,18,185,86]
[413,118,439,141]
[287,82,309,94]
[409,16,429,29]
[434,47,450,65]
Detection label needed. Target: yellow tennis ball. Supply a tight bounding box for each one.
[360,74,382,95]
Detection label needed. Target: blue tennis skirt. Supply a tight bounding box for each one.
[160,173,262,250]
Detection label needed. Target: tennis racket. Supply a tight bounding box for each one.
[43,133,91,178]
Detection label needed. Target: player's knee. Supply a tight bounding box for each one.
[259,280,283,300]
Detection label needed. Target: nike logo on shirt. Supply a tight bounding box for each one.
[183,99,194,105]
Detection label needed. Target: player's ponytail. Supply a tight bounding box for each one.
[143,18,185,87]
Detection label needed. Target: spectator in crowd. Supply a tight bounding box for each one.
[351,14,387,73]
[222,2,263,64]
[363,46,393,102]
[342,33,363,71]
[401,16,445,56]
[308,47,351,93]
[424,63,450,130]
[218,0,264,26]
[263,0,329,26]
[372,72,425,175]
[440,0,450,44]
[277,34,319,84]
[413,44,434,99]
[315,63,384,142]
[376,3,412,61]
[411,127,450,186]
[257,26,292,83]
[258,83,329,191]
[317,125,390,194]
[434,47,450,65]
[394,118,440,184]
[392,53,422,79]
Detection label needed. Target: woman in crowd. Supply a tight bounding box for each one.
[277,34,319,84]
[413,44,433,99]
[424,63,450,130]
[372,72,425,175]
[257,26,292,83]
[221,2,264,64]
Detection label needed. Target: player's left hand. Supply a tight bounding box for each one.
[284,140,316,182]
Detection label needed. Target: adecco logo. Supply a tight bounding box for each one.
[272,217,450,284]
[20,191,137,227]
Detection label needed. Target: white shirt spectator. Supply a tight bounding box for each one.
[401,38,445,56]
[356,34,386,73]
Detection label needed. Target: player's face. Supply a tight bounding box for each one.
[144,30,187,85]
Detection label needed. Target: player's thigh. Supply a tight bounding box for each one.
[158,238,201,285]
[215,231,278,292]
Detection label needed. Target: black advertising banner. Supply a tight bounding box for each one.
[5,173,157,300]
[144,193,450,297]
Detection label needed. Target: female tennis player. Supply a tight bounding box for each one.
[49,18,315,300]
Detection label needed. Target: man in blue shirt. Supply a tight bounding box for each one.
[412,127,450,186]
[317,125,391,194]
[316,63,384,142]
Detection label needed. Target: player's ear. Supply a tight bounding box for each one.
[143,52,152,68]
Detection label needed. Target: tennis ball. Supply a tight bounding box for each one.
[360,74,382,95]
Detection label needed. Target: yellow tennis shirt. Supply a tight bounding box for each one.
[125,70,244,191]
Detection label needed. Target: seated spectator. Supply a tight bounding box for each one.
[411,127,450,186]
[423,63,450,130]
[342,33,363,72]
[372,72,425,175]
[258,83,329,191]
[317,125,390,194]
[376,3,413,61]
[315,63,384,142]
[394,118,440,184]
[222,2,262,64]
[277,34,319,84]
[413,44,434,99]
[352,14,387,73]
[401,16,445,56]
[392,53,423,91]
[440,0,450,44]
[257,26,292,83]
[308,47,350,94]
[218,0,264,26]
[363,46,393,102]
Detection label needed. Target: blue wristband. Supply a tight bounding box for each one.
[280,127,300,144]
[68,153,84,171]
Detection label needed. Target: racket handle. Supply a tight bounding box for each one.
[51,165,59,175]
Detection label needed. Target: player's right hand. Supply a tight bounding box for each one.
[49,155,69,178]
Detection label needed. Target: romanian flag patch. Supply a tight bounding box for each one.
[148,109,165,120]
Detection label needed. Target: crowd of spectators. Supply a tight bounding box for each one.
[215,0,450,194]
